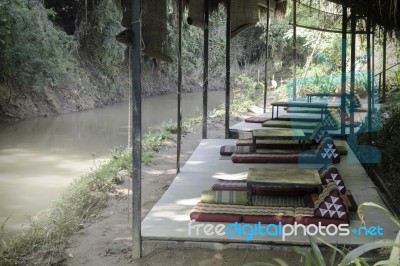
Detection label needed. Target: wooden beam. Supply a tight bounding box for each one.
[263,0,270,113]
[366,12,372,144]
[340,6,347,136]
[131,0,142,259]
[225,0,231,139]
[203,0,209,139]
[372,26,375,110]
[289,23,368,34]
[177,0,183,173]
[350,8,356,139]
[382,28,387,102]
[292,0,297,100]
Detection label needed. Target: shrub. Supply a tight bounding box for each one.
[0,0,77,89]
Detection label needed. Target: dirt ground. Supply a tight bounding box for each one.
[64,107,309,266]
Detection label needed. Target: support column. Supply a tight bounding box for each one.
[350,9,356,140]
[366,14,372,144]
[372,26,375,109]
[225,0,231,138]
[177,0,183,173]
[340,6,347,136]
[292,0,297,100]
[202,0,209,139]
[382,29,387,102]
[131,0,142,259]
[263,0,270,113]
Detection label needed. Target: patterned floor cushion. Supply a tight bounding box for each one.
[243,215,295,224]
[312,182,349,222]
[315,137,341,163]
[202,189,306,207]
[220,145,253,156]
[211,180,312,196]
[236,139,313,149]
[231,153,300,164]
[191,203,297,224]
[190,212,242,223]
[236,139,347,155]
[309,123,328,144]
[304,191,358,211]
[294,182,350,225]
[190,202,295,221]
[220,145,298,156]
[212,179,247,191]
[232,151,340,164]
[201,190,248,205]
[318,163,339,175]
[276,115,321,122]
[262,120,320,129]
[319,168,346,193]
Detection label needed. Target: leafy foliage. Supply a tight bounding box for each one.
[0,0,77,89]
[91,0,125,76]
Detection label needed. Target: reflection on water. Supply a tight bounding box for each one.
[0,91,224,232]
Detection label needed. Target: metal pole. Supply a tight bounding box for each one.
[131,0,142,259]
[341,6,347,136]
[367,14,372,144]
[378,73,382,99]
[292,0,297,101]
[177,0,183,173]
[382,29,387,102]
[372,26,375,109]
[202,0,209,139]
[350,9,356,140]
[263,0,270,113]
[225,0,231,138]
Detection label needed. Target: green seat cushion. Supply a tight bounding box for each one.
[262,120,320,129]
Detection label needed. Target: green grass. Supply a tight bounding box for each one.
[0,148,131,265]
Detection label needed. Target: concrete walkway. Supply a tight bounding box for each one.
[141,139,397,254]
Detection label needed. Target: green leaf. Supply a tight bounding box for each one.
[373,260,399,266]
[242,262,281,266]
[271,258,289,266]
[388,231,400,266]
[357,202,400,228]
[316,237,346,257]
[339,241,400,266]
[309,237,326,266]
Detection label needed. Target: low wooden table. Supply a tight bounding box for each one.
[246,168,322,205]
[270,101,328,120]
[306,93,343,103]
[252,128,307,151]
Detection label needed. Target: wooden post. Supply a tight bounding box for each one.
[263,0,270,113]
[350,9,356,139]
[382,29,387,102]
[366,14,372,144]
[372,26,375,109]
[131,0,142,259]
[202,0,209,139]
[225,0,231,138]
[292,0,297,100]
[177,0,183,173]
[340,6,347,136]
[378,73,382,97]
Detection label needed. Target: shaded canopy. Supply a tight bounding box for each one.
[329,0,400,33]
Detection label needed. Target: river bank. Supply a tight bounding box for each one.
[64,104,305,266]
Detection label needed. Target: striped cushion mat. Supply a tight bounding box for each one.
[201,190,306,207]
[191,202,296,216]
